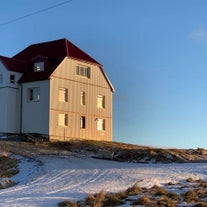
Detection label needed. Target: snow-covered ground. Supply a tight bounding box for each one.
[0,155,207,207]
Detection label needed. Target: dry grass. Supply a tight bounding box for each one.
[58,201,80,207]
[83,191,106,207]
[0,139,207,163]
[183,189,198,203]
[150,185,167,196]
[0,156,19,178]
[0,155,19,189]
[156,195,177,207]
[126,184,142,196]
[103,192,126,206]
[59,177,207,207]
[132,195,152,206]
[193,203,207,207]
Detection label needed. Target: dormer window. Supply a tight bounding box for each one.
[34,62,44,72]
[10,74,15,83]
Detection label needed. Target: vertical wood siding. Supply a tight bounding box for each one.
[49,58,113,141]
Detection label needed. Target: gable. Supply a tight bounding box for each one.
[50,57,114,92]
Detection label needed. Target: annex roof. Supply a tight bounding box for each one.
[0,56,26,73]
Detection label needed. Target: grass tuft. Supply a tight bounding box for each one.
[132,195,152,206]
[156,195,177,207]
[150,185,167,196]
[104,192,126,206]
[58,200,79,207]
[126,184,142,196]
[183,189,198,203]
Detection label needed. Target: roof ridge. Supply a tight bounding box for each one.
[65,39,102,66]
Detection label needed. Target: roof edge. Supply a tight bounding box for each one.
[100,66,115,92]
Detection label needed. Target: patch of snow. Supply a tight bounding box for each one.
[0,156,207,206]
[0,136,8,139]
[12,155,44,184]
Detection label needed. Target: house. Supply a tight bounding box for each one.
[0,38,114,141]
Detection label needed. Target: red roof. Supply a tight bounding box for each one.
[0,38,114,92]
[12,38,101,83]
[0,56,26,73]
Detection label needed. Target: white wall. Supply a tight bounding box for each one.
[0,61,23,133]
[21,80,50,135]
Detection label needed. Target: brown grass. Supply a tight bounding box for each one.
[58,177,207,207]
[193,202,207,207]
[126,184,142,196]
[103,192,126,206]
[58,201,79,207]
[132,195,152,206]
[183,190,198,203]
[150,185,167,196]
[0,156,19,178]
[0,155,19,189]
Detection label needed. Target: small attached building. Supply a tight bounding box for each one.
[0,38,114,141]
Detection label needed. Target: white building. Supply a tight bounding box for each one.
[0,39,114,141]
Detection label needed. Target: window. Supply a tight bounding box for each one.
[76,65,90,78]
[97,95,105,109]
[34,62,44,72]
[80,116,86,129]
[0,74,2,84]
[10,74,15,83]
[59,88,68,102]
[27,87,40,102]
[80,92,85,105]
[97,118,105,131]
[58,114,68,126]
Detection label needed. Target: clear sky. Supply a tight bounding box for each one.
[1,0,207,148]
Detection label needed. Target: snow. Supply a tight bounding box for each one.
[0,155,207,207]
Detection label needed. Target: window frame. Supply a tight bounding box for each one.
[80,91,86,106]
[76,65,90,78]
[59,87,68,102]
[97,118,105,131]
[34,61,44,72]
[58,113,68,127]
[80,116,86,129]
[97,95,105,109]
[10,74,15,84]
[27,87,40,102]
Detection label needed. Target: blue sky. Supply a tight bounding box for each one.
[1,0,207,148]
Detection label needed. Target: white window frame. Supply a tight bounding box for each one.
[76,65,90,78]
[80,91,86,106]
[27,87,40,102]
[97,118,105,131]
[59,88,68,102]
[58,113,68,127]
[10,74,15,83]
[34,62,44,72]
[97,95,105,109]
[80,116,86,129]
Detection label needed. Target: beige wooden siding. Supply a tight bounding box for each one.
[49,58,113,141]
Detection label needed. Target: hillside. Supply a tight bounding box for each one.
[0,137,207,206]
[0,136,207,163]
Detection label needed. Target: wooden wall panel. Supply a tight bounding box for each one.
[49,58,113,141]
